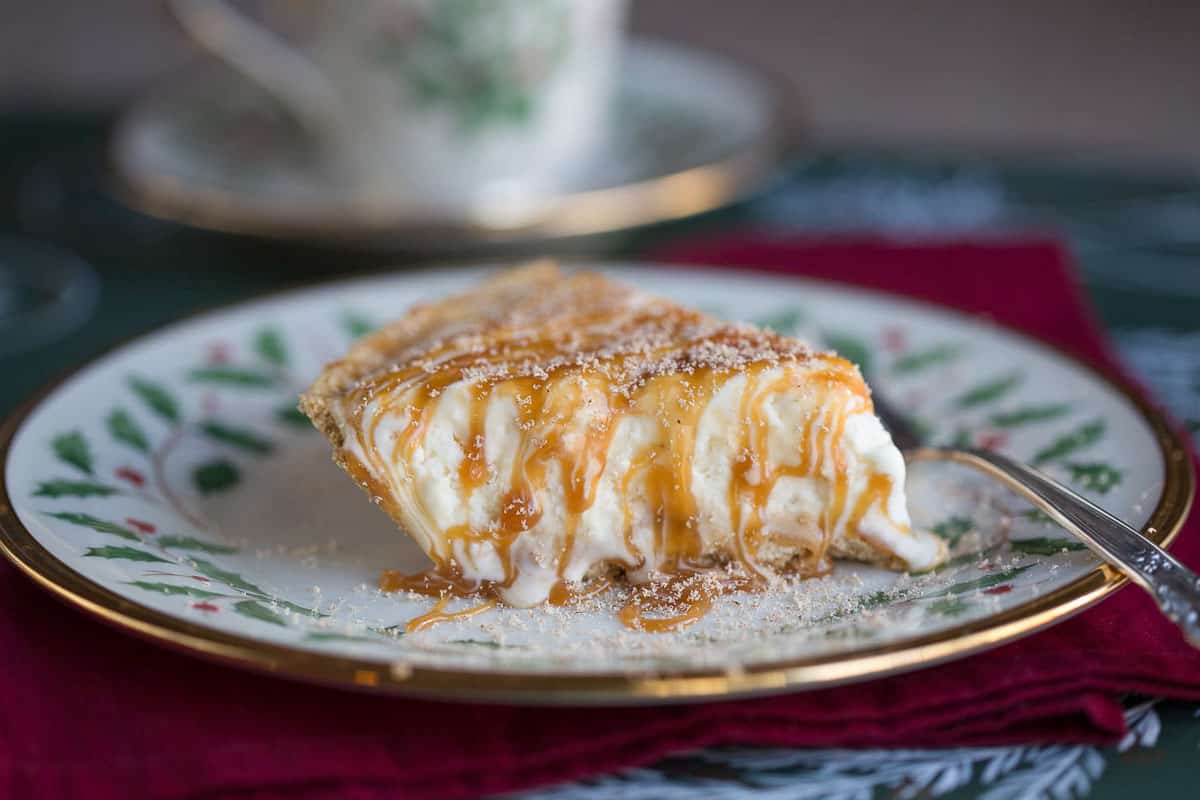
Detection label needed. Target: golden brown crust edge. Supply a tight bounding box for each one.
[297,260,564,451]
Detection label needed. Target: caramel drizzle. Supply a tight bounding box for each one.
[344,282,902,633]
[405,597,498,633]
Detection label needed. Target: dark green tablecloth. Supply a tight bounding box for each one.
[2,111,1198,799]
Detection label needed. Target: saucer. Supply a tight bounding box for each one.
[110,40,792,248]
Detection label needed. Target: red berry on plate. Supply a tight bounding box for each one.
[115,466,145,487]
[125,517,156,534]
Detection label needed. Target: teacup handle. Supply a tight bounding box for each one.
[166,0,345,148]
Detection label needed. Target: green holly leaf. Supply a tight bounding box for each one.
[198,421,274,455]
[947,427,974,448]
[928,564,1034,597]
[84,545,169,563]
[892,345,961,375]
[1010,537,1086,555]
[934,545,1005,572]
[1020,508,1058,526]
[927,597,970,616]
[52,431,92,474]
[192,460,240,493]
[1033,419,1105,465]
[44,511,138,541]
[900,415,935,444]
[129,377,180,423]
[188,366,276,387]
[253,327,288,366]
[305,632,374,643]
[188,557,264,594]
[342,312,375,339]
[955,372,1023,408]
[821,332,872,373]
[233,599,287,627]
[988,404,1070,428]
[106,408,150,452]
[127,581,225,598]
[275,599,322,617]
[34,480,119,498]
[858,590,900,610]
[931,516,974,547]
[448,638,506,648]
[372,624,407,638]
[274,405,311,428]
[1067,462,1122,493]
[756,308,804,335]
[157,535,238,554]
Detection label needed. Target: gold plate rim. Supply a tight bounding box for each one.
[107,39,796,246]
[0,266,1193,705]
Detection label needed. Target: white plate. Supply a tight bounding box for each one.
[1,264,1191,703]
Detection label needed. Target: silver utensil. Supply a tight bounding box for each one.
[872,385,1200,648]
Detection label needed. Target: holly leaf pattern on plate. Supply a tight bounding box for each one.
[932,516,974,547]
[198,421,274,455]
[274,404,310,427]
[892,344,961,374]
[341,311,375,339]
[274,599,323,617]
[1011,537,1087,555]
[253,327,288,366]
[1020,507,1058,525]
[52,431,92,474]
[927,565,1034,597]
[44,512,139,541]
[756,308,804,335]
[34,480,118,498]
[84,545,169,563]
[106,408,149,452]
[233,599,287,627]
[988,404,1070,427]
[305,632,375,643]
[129,581,225,599]
[821,332,872,373]
[129,376,180,423]
[955,372,1023,408]
[157,535,238,554]
[1033,419,1105,465]
[192,460,240,493]
[927,597,971,616]
[189,557,265,595]
[188,366,277,388]
[448,639,509,649]
[1067,462,1122,493]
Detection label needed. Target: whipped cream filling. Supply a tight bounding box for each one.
[342,366,944,608]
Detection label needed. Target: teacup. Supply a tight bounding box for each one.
[168,0,626,213]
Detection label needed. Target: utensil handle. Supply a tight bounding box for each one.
[912,446,1200,648]
[166,0,344,146]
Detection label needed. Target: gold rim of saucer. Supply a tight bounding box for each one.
[106,39,796,246]
[0,265,1193,704]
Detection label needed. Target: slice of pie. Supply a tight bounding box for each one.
[300,262,945,608]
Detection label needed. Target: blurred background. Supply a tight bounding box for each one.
[2,0,1199,421]
[4,1,1200,168]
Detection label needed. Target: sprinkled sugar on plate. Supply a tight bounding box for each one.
[0,264,1191,702]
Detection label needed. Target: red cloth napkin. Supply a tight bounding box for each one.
[3,238,1198,800]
